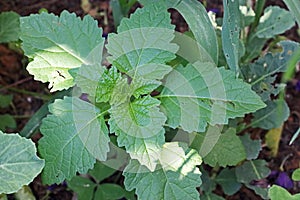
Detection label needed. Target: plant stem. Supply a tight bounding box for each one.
[5,87,51,101]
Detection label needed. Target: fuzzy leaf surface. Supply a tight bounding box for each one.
[39,97,110,184]
[160,61,265,133]
[123,142,202,200]
[106,3,178,73]
[20,11,104,91]
[0,131,44,194]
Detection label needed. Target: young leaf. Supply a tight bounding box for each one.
[255,6,295,39]
[160,61,265,133]
[20,11,105,91]
[215,168,241,195]
[240,134,262,160]
[106,3,178,73]
[268,185,300,200]
[235,160,270,183]
[123,142,202,200]
[39,97,110,184]
[0,131,44,194]
[251,100,289,129]
[0,11,20,43]
[222,0,241,74]
[202,128,246,167]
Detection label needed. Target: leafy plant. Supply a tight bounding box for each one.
[2,0,299,199]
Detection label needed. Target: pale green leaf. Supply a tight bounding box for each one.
[240,134,261,160]
[222,0,241,73]
[292,168,300,181]
[39,97,110,184]
[256,6,295,39]
[252,100,289,129]
[269,185,300,200]
[0,131,44,194]
[71,64,106,100]
[173,0,219,64]
[160,61,265,133]
[283,0,300,26]
[235,160,270,183]
[106,3,178,73]
[20,11,104,91]
[123,142,202,200]
[0,12,20,43]
[216,168,241,195]
[202,128,246,167]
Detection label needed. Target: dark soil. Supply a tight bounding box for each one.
[0,0,299,199]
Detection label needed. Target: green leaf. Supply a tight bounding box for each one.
[123,142,202,200]
[106,3,178,73]
[269,185,300,200]
[222,0,241,74]
[242,41,300,101]
[109,88,166,171]
[0,94,13,108]
[215,168,241,195]
[251,100,289,129]
[245,184,269,199]
[173,0,219,64]
[0,114,16,131]
[202,193,225,200]
[283,0,300,26]
[239,5,255,28]
[96,66,121,103]
[240,134,262,160]
[0,12,20,43]
[71,64,106,100]
[0,131,44,194]
[235,160,270,183]
[14,186,35,200]
[39,97,110,184]
[160,61,265,133]
[200,167,217,193]
[292,168,300,181]
[255,6,295,38]
[88,161,116,182]
[95,184,127,200]
[67,176,96,200]
[20,11,104,91]
[202,128,246,167]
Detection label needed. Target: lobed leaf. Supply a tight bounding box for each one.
[20,11,104,91]
[39,97,110,184]
[0,131,44,194]
[268,185,300,200]
[123,142,202,200]
[160,61,265,133]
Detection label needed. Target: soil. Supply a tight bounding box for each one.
[0,0,299,200]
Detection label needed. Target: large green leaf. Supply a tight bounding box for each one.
[39,97,110,184]
[235,160,270,183]
[255,6,295,39]
[123,142,202,200]
[106,3,178,73]
[20,11,104,91]
[160,61,265,133]
[251,99,289,129]
[202,128,246,167]
[269,185,300,200]
[0,12,20,43]
[222,0,240,74]
[0,131,44,194]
